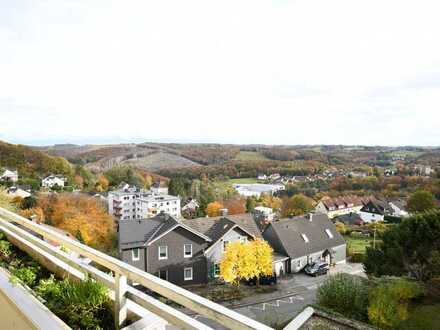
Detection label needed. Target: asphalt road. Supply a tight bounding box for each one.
[191,263,365,329]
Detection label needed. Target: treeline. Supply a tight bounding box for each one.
[159,160,324,180]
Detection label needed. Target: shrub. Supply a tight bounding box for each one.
[11,266,38,287]
[368,278,424,329]
[317,273,369,321]
[0,239,12,258]
[36,276,114,330]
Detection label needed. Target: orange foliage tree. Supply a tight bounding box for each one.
[37,193,115,250]
[95,174,109,192]
[223,198,246,215]
[205,201,224,217]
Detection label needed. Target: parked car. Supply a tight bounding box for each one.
[304,261,329,277]
[245,274,277,286]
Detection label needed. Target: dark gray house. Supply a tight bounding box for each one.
[182,214,262,280]
[263,213,346,274]
[119,213,212,286]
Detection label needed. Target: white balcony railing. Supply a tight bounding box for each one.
[0,207,274,330]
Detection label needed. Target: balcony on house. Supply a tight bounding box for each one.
[0,207,277,330]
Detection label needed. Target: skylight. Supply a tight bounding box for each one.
[301,233,309,243]
[325,229,334,239]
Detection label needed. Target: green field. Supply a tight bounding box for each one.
[228,178,260,184]
[234,151,269,161]
[344,235,375,254]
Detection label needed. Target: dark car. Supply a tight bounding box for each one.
[245,274,277,286]
[304,261,329,277]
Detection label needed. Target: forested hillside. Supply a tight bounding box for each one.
[0,141,73,179]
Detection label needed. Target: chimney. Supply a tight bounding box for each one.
[220,208,228,217]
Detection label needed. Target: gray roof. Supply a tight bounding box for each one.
[264,214,346,259]
[119,213,211,250]
[118,217,164,249]
[389,199,407,211]
[182,213,262,248]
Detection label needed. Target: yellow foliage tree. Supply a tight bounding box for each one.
[260,194,282,211]
[220,239,273,286]
[97,174,109,191]
[205,201,224,217]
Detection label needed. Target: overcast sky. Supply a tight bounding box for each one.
[1,0,440,146]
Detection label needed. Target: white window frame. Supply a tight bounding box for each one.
[184,244,193,258]
[222,240,229,252]
[184,267,193,281]
[213,263,220,278]
[132,248,140,261]
[240,236,248,244]
[297,259,301,268]
[325,229,334,239]
[158,246,168,260]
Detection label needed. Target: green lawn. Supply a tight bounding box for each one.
[398,304,440,330]
[234,151,269,161]
[344,235,375,254]
[228,177,260,184]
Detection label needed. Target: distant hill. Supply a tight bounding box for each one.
[0,141,73,179]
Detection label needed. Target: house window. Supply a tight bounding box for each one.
[240,236,248,244]
[297,260,301,268]
[184,244,192,258]
[184,267,193,281]
[132,248,140,261]
[158,246,168,260]
[325,229,334,239]
[301,234,309,243]
[158,270,168,281]
[223,241,229,252]
[213,263,220,277]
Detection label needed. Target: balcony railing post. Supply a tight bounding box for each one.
[115,273,128,329]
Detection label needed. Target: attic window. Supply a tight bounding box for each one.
[325,229,334,239]
[301,234,309,243]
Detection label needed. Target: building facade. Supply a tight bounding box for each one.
[108,185,181,220]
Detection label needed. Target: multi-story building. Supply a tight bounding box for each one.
[108,185,181,221]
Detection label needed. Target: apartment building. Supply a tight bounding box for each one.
[108,184,181,220]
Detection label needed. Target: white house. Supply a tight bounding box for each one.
[182,199,199,212]
[41,175,66,188]
[388,200,409,218]
[6,186,31,198]
[315,196,371,219]
[254,206,275,222]
[0,169,18,183]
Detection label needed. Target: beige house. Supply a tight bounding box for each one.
[315,195,371,219]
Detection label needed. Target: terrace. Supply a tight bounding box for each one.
[0,207,304,330]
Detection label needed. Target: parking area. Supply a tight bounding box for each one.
[192,262,365,328]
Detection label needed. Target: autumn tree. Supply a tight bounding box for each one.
[260,194,282,210]
[407,190,437,213]
[220,239,273,286]
[223,198,246,215]
[281,194,315,217]
[37,193,115,251]
[95,174,109,192]
[335,221,346,234]
[205,201,224,217]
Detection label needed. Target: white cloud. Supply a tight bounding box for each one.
[0,0,439,146]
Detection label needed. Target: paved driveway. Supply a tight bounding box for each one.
[192,262,365,328]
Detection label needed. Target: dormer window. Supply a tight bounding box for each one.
[325,229,334,239]
[301,234,309,243]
